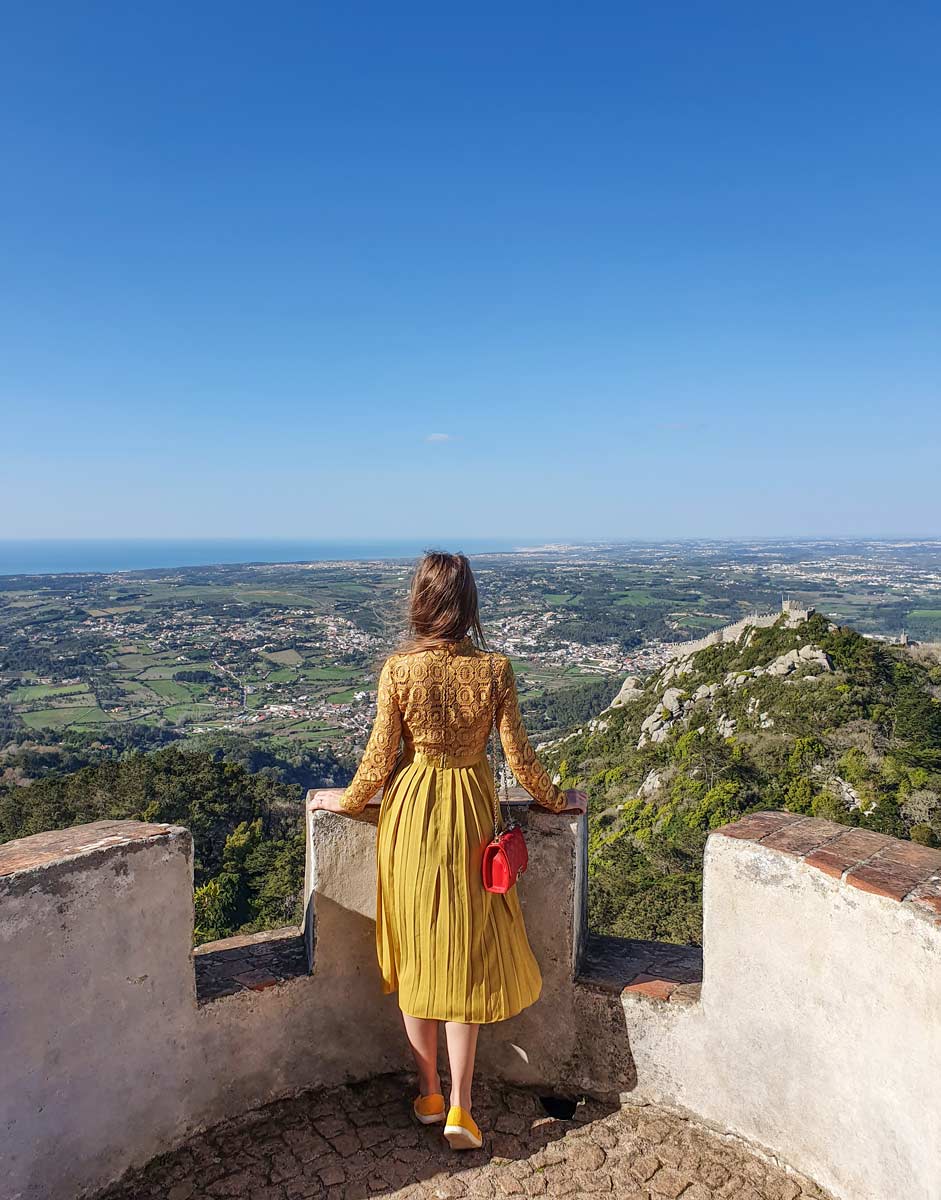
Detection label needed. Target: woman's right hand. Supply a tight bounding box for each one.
[563,789,588,814]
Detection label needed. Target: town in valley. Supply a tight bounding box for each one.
[2,539,939,769]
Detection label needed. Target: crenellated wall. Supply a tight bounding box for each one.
[619,812,941,1200]
[0,799,596,1200]
[661,600,814,659]
[1,805,939,1200]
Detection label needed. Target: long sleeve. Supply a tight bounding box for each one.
[495,657,568,812]
[339,656,402,813]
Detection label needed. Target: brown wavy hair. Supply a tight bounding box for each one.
[397,550,488,654]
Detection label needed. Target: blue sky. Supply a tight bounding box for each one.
[2,3,939,540]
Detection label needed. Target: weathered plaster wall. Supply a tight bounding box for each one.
[621,819,941,1200]
[3,808,939,1200]
[0,823,197,1200]
[0,804,592,1200]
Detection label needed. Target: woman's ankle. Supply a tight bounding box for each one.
[421,1073,442,1096]
[449,1092,472,1111]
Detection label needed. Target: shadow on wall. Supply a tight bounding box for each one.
[2,805,940,1200]
[304,800,639,1101]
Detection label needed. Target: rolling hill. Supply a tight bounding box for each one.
[547,610,941,944]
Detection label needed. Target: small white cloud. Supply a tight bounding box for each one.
[425,433,454,443]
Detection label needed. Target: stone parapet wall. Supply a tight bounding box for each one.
[2,806,939,1200]
[1,821,196,1200]
[0,799,592,1200]
[617,812,941,1200]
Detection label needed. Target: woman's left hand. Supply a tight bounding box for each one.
[306,788,350,814]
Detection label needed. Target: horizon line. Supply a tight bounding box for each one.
[2,533,941,544]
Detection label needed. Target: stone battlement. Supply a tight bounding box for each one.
[2,804,940,1200]
[662,600,814,660]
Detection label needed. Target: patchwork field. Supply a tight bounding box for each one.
[2,541,939,759]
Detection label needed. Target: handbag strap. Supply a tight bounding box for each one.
[487,652,510,840]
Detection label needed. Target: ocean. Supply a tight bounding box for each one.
[0,538,541,577]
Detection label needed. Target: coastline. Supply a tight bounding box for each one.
[0,538,548,578]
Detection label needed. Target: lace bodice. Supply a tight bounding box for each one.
[339,636,568,813]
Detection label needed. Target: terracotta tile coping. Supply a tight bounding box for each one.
[0,820,187,878]
[713,811,941,925]
[621,975,703,1005]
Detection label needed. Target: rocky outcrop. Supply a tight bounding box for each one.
[722,645,832,689]
[827,774,878,814]
[608,675,645,708]
[638,769,664,797]
[638,688,691,747]
[767,644,832,676]
[660,657,694,686]
[636,644,831,747]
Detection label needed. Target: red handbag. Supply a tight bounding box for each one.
[482,823,528,892]
[482,653,528,893]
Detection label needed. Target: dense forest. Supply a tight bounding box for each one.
[547,613,941,945]
[0,738,352,944]
[520,673,621,739]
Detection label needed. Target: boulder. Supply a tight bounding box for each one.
[641,710,665,733]
[800,646,832,670]
[608,676,644,710]
[639,769,663,798]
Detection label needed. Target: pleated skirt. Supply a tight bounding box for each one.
[374,746,543,1023]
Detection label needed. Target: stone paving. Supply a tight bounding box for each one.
[98,1072,830,1200]
[578,935,703,1004]
[194,931,706,1007]
[194,927,308,1004]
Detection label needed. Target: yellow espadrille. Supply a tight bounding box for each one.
[413,1092,447,1124]
[443,1105,482,1149]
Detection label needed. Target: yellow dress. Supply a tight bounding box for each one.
[338,635,568,1023]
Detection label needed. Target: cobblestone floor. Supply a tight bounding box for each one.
[99,1073,830,1200]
